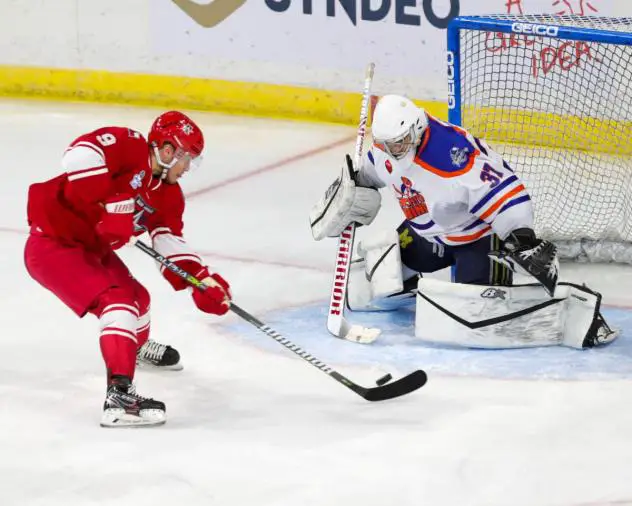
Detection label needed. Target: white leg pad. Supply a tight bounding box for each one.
[415,278,616,349]
[348,230,411,311]
[358,230,403,298]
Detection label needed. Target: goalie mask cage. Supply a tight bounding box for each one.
[447,15,632,263]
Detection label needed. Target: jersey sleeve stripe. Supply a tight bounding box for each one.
[67,167,108,182]
[470,175,518,213]
[478,184,526,221]
[149,226,173,238]
[463,217,486,230]
[72,141,105,159]
[497,194,531,215]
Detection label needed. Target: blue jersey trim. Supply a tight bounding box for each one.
[408,219,436,231]
[470,175,518,214]
[498,195,531,215]
[463,218,486,230]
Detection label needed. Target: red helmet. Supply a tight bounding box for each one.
[149,111,204,178]
[149,110,204,156]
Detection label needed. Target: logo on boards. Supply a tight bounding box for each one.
[172,0,247,28]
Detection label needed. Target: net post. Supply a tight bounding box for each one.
[447,17,462,126]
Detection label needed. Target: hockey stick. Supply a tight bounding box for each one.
[327,62,381,345]
[132,238,427,401]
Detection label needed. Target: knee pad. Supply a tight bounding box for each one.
[348,230,413,311]
[358,230,404,298]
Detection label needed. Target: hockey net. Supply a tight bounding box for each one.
[448,14,632,263]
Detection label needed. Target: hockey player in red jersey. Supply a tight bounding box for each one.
[24,111,231,427]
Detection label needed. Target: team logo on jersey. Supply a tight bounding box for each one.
[385,159,393,174]
[181,123,195,135]
[130,170,146,190]
[393,177,428,220]
[450,146,469,167]
[480,288,507,300]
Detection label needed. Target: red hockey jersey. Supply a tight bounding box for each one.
[134,179,205,291]
[27,127,153,252]
[27,125,207,290]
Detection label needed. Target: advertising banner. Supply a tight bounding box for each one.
[152,0,619,98]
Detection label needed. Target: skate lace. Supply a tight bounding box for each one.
[139,339,166,362]
[126,383,150,402]
[106,383,147,408]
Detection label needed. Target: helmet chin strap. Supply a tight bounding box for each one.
[153,145,176,180]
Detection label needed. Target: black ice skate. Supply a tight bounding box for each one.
[136,339,183,371]
[101,375,166,428]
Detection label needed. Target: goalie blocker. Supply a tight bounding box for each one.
[415,278,618,349]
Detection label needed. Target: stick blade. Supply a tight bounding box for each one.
[361,370,428,402]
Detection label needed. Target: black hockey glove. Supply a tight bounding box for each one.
[489,228,559,296]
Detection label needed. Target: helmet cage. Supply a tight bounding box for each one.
[375,125,417,160]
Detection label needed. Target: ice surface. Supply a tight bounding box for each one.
[2,100,632,506]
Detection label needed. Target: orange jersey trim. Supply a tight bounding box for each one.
[444,225,492,243]
[413,125,479,178]
[479,185,526,221]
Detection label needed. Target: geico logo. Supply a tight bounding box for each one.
[447,51,456,110]
[511,22,560,37]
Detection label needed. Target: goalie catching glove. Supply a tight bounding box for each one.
[490,228,559,296]
[310,154,381,240]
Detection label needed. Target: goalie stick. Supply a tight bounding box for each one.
[327,62,381,345]
[132,237,427,401]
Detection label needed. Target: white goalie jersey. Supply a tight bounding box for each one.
[356,114,535,245]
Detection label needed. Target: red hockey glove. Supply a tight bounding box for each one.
[191,267,231,316]
[96,195,135,250]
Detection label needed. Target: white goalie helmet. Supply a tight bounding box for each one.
[372,95,428,160]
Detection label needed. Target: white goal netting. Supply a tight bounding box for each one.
[453,14,632,262]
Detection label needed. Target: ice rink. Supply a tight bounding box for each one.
[3,99,632,506]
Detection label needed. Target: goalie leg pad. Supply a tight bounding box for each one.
[415,278,617,349]
[348,230,414,311]
[359,230,404,300]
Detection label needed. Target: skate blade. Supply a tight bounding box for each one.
[136,360,184,372]
[101,409,166,428]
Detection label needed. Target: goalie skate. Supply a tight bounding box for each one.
[582,313,620,348]
[101,376,166,428]
[136,339,183,371]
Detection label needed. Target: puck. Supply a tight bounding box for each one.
[375,373,393,386]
